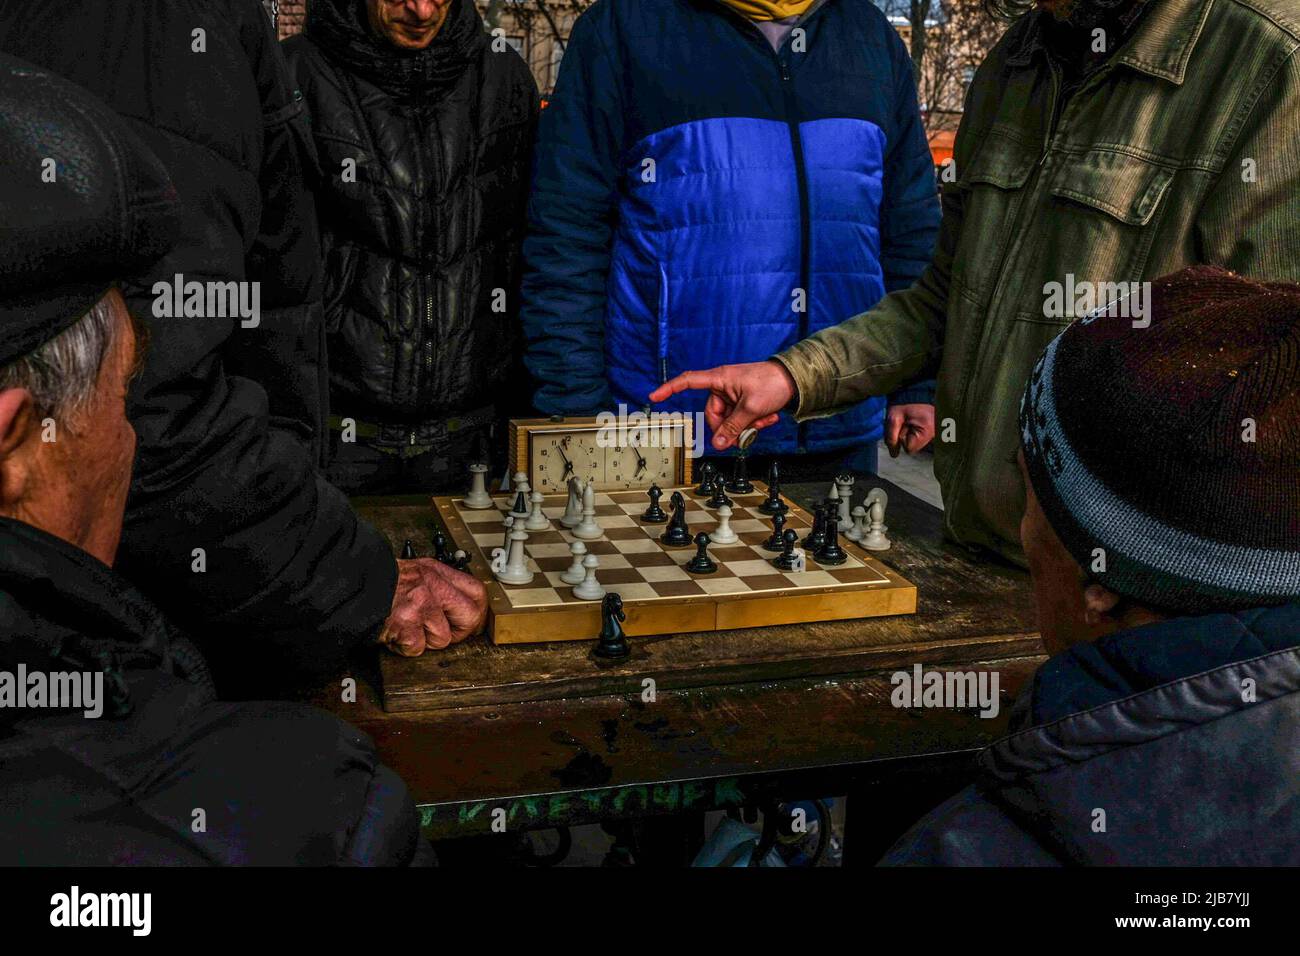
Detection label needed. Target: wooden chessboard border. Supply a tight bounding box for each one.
[435,481,916,646]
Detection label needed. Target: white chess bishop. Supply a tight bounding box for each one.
[492,523,534,585]
[572,479,603,540]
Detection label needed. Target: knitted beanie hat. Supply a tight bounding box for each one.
[1019,265,1300,615]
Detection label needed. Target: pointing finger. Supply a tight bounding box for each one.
[649,369,720,404]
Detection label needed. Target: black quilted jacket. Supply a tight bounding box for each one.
[284,0,538,429]
[881,600,1300,865]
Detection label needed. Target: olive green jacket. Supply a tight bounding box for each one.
[776,0,1300,563]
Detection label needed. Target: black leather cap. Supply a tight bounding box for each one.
[0,53,180,366]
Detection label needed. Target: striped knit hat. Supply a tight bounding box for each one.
[1019,265,1300,614]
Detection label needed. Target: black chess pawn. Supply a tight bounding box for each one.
[814,522,848,566]
[642,483,668,522]
[661,491,692,546]
[593,593,630,660]
[762,511,788,552]
[725,451,754,495]
[432,529,450,563]
[802,504,829,552]
[685,532,717,574]
[400,539,417,560]
[772,528,800,571]
[694,462,716,497]
[706,481,733,510]
[757,460,788,515]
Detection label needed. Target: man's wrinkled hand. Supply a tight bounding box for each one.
[884,403,935,457]
[379,558,488,655]
[648,360,795,450]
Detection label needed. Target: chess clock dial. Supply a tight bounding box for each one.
[513,416,693,493]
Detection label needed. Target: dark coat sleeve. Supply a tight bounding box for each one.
[0,0,397,685]
[518,6,624,416]
[877,785,1062,866]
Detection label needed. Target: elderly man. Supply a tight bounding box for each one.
[284,0,538,494]
[883,267,1300,865]
[0,0,487,695]
[0,55,425,865]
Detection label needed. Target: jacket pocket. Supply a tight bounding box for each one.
[1046,149,1174,285]
[951,126,1038,303]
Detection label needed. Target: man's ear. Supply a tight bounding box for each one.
[0,387,34,458]
[1082,583,1122,625]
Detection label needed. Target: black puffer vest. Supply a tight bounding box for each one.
[284,0,538,430]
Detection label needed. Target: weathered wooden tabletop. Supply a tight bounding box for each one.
[315,477,1045,840]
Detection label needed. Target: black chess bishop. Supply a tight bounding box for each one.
[642,483,668,522]
[660,491,692,546]
[724,452,754,495]
[593,593,630,660]
[757,460,788,515]
[400,539,417,559]
[685,532,717,574]
[706,481,733,510]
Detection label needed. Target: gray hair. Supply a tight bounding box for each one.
[0,291,118,418]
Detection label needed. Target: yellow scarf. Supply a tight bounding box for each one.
[717,0,817,22]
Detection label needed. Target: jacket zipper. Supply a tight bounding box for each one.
[657,263,670,384]
[714,3,816,452]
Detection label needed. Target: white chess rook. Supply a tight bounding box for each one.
[573,552,605,600]
[464,462,493,509]
[572,479,603,540]
[525,490,550,531]
[710,504,738,544]
[560,540,588,585]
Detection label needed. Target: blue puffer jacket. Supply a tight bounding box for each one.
[520,0,940,456]
[882,600,1300,865]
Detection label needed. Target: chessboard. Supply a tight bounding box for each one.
[434,481,916,645]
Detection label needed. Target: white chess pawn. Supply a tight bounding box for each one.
[572,478,602,540]
[560,540,588,585]
[572,553,605,600]
[710,504,738,544]
[862,498,891,551]
[846,505,867,542]
[525,490,550,531]
[512,471,530,496]
[492,523,534,584]
[464,462,493,509]
[560,477,583,528]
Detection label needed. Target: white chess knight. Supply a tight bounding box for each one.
[560,477,583,528]
[791,547,807,573]
[710,504,738,544]
[862,497,891,551]
[492,523,534,585]
[464,462,493,509]
[572,552,605,600]
[525,489,550,531]
[572,478,603,540]
[498,514,517,554]
[560,540,588,585]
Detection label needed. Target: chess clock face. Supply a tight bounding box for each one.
[517,417,693,492]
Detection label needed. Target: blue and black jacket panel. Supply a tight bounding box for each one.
[520,0,941,456]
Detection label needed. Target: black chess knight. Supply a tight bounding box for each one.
[593,593,630,660]
[661,491,692,546]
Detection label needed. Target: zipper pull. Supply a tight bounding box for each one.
[780,62,791,81]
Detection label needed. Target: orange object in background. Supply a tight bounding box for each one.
[928,130,955,170]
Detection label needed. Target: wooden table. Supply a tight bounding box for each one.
[316,478,1046,856]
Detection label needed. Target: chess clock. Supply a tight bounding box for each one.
[508,415,695,493]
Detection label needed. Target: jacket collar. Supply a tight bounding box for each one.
[305,0,486,100]
[1006,0,1214,84]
